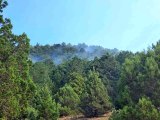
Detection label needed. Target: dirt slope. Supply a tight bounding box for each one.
[59,112,112,120]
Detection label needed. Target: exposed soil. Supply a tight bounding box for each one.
[59,112,112,120]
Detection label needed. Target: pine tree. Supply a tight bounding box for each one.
[0,1,35,118]
[0,1,59,119]
[81,71,111,117]
[110,97,160,120]
[68,72,85,97]
[55,84,80,116]
[34,86,59,120]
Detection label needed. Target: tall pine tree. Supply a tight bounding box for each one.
[81,71,111,117]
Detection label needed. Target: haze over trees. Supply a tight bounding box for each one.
[1,0,160,120]
[29,43,118,64]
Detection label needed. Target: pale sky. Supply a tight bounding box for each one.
[4,0,160,52]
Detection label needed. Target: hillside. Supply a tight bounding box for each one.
[29,43,119,64]
[2,0,160,120]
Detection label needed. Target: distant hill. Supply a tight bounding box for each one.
[29,43,119,64]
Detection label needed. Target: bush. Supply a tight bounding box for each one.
[55,84,80,116]
[109,97,160,120]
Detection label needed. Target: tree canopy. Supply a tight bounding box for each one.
[1,1,160,119]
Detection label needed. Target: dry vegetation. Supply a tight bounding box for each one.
[59,112,112,120]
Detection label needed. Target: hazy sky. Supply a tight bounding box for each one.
[4,0,160,52]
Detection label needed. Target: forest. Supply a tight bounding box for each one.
[1,1,160,120]
[29,43,118,64]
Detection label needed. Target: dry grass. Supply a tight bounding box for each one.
[59,112,112,120]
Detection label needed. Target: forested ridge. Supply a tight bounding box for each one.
[29,43,118,64]
[1,1,160,120]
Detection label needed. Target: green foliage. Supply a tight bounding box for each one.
[25,106,39,120]
[55,84,80,116]
[87,53,120,104]
[30,61,53,90]
[110,97,160,120]
[0,0,36,117]
[2,1,160,119]
[110,106,135,120]
[0,1,59,119]
[35,86,59,120]
[116,51,133,65]
[68,72,85,96]
[117,48,160,108]
[29,43,118,64]
[136,97,160,120]
[81,71,111,117]
[114,42,160,118]
[51,57,87,93]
